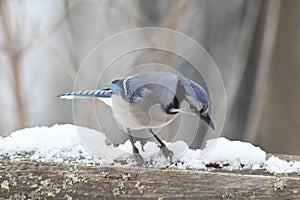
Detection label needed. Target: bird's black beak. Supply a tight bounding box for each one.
[200,113,215,130]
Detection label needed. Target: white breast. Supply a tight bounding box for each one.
[111,95,178,132]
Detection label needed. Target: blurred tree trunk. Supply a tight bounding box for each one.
[0,1,25,130]
[261,0,300,154]
[223,0,263,140]
[244,0,281,142]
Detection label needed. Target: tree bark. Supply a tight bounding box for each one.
[0,154,299,199]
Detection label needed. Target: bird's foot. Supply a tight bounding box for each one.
[160,146,174,163]
[133,153,146,167]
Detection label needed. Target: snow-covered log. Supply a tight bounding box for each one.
[0,155,300,199]
[0,125,299,199]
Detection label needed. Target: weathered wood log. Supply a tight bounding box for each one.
[0,154,299,199]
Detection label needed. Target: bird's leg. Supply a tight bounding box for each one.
[128,130,145,166]
[148,129,174,163]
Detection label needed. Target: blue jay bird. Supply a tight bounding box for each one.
[58,72,214,165]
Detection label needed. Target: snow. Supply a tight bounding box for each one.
[0,124,299,174]
[265,156,300,174]
[180,137,266,170]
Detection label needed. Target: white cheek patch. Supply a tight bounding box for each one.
[186,96,203,111]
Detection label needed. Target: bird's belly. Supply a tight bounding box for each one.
[111,96,177,131]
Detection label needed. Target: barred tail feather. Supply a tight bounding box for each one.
[58,89,112,107]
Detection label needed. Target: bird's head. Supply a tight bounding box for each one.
[199,108,215,130]
[183,79,215,130]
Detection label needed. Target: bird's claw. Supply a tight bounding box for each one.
[160,146,174,163]
[133,153,146,167]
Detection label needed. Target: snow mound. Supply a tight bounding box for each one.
[0,125,100,163]
[265,156,300,174]
[181,137,266,169]
[0,124,299,174]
